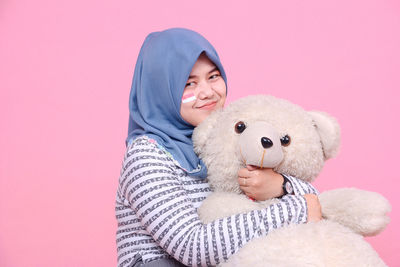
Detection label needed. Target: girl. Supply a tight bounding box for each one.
[116,28,321,267]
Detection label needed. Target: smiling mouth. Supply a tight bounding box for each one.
[198,101,217,110]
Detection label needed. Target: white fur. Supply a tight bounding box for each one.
[308,111,341,159]
[198,192,278,224]
[319,188,391,236]
[193,95,390,266]
[222,221,386,267]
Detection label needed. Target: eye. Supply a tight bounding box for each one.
[185,81,196,87]
[234,121,246,134]
[280,135,291,146]
[209,73,220,80]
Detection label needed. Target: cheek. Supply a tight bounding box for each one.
[180,104,202,126]
[215,81,227,98]
[179,104,189,120]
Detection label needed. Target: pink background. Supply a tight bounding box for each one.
[1,0,399,266]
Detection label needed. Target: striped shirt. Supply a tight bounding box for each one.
[115,136,318,267]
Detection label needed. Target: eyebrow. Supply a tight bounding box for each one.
[188,67,219,79]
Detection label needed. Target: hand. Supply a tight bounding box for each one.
[304,194,322,222]
[238,165,284,201]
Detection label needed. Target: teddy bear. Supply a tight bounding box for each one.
[192,95,390,267]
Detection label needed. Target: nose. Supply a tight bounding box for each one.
[197,82,214,99]
[261,137,273,148]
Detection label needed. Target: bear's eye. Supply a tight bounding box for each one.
[234,121,246,134]
[280,135,291,146]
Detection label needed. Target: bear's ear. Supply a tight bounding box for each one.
[192,108,223,154]
[308,111,341,160]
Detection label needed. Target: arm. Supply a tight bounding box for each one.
[285,175,319,195]
[121,140,308,266]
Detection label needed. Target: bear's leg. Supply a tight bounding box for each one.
[220,221,387,267]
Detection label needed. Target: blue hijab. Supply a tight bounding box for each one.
[127,28,227,178]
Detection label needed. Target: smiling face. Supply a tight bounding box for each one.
[180,53,227,126]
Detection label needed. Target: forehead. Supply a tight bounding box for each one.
[190,54,217,74]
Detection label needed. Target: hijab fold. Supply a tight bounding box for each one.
[127,28,227,178]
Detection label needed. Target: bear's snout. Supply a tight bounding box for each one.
[238,121,284,168]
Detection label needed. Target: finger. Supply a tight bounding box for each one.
[241,188,254,199]
[238,168,251,178]
[238,177,250,187]
[246,165,259,171]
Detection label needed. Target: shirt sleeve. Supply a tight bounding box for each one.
[120,139,308,266]
[285,175,319,195]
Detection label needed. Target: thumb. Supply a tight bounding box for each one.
[246,165,258,171]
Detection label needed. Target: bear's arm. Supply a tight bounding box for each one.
[319,188,391,236]
[198,192,268,223]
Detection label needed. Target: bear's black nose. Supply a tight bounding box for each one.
[261,137,273,148]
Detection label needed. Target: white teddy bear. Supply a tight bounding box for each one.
[193,95,390,267]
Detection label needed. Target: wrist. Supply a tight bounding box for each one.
[276,173,285,197]
[280,174,294,197]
